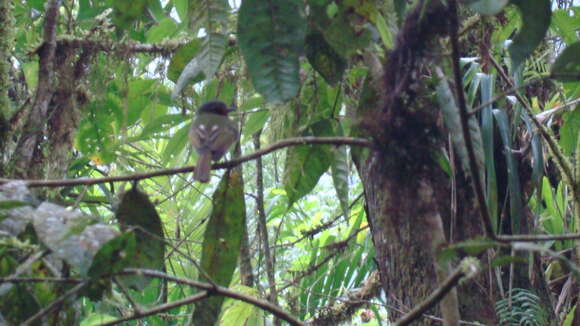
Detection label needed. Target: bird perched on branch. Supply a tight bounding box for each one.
[189,101,238,183]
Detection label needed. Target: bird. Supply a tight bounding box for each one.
[189,101,239,183]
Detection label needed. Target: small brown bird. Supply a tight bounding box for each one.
[189,101,238,183]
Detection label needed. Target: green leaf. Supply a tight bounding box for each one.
[146,17,179,43]
[80,313,117,326]
[127,79,156,125]
[331,143,349,223]
[219,286,264,326]
[558,107,580,154]
[174,0,188,25]
[168,39,202,83]
[436,76,485,183]
[22,60,38,91]
[493,109,522,234]
[112,0,148,30]
[551,41,580,82]
[284,120,334,207]
[242,110,269,139]
[137,114,189,141]
[115,187,166,290]
[375,12,394,49]
[0,200,29,210]
[85,232,137,300]
[508,0,551,71]
[305,31,346,85]
[193,169,247,325]
[480,74,498,232]
[323,11,371,58]
[238,0,306,103]
[162,122,190,164]
[551,10,580,45]
[467,0,508,15]
[171,34,227,99]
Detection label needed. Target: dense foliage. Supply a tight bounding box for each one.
[0,0,578,325]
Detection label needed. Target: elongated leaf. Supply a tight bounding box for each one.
[193,169,246,325]
[284,120,334,207]
[551,41,580,82]
[493,109,522,234]
[238,0,306,103]
[467,0,508,15]
[115,187,166,290]
[436,77,485,183]
[331,144,349,223]
[509,0,551,71]
[521,113,543,191]
[480,74,498,232]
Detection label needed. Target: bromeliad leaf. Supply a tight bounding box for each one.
[238,0,306,103]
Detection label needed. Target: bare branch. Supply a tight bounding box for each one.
[0,136,372,188]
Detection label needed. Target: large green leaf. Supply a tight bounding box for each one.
[237,0,306,103]
[168,39,202,83]
[112,0,147,30]
[551,9,580,45]
[551,41,580,82]
[508,0,551,71]
[305,31,346,85]
[284,120,334,207]
[192,168,247,325]
[115,187,166,290]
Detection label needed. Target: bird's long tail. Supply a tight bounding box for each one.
[194,153,212,183]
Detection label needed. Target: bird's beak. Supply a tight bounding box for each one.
[227,106,237,113]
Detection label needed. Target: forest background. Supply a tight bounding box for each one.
[0,0,579,325]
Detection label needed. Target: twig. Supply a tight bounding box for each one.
[254,130,280,317]
[97,291,210,326]
[116,268,305,326]
[21,282,88,326]
[497,233,580,242]
[448,1,496,239]
[0,136,372,188]
[535,97,580,122]
[56,38,187,55]
[391,269,465,326]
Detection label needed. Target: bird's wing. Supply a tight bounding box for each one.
[210,123,239,160]
[189,122,220,154]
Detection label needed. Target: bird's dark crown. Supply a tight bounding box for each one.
[197,101,233,116]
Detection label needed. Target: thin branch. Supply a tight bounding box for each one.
[98,291,210,326]
[56,38,187,55]
[448,1,496,239]
[0,136,372,188]
[21,282,88,326]
[391,269,465,326]
[254,130,280,315]
[116,268,305,326]
[535,97,580,122]
[497,233,580,242]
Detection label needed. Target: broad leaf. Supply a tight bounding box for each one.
[284,120,334,207]
[508,0,551,71]
[238,0,306,103]
[115,187,166,290]
[551,41,580,82]
[192,168,247,325]
[305,31,346,85]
